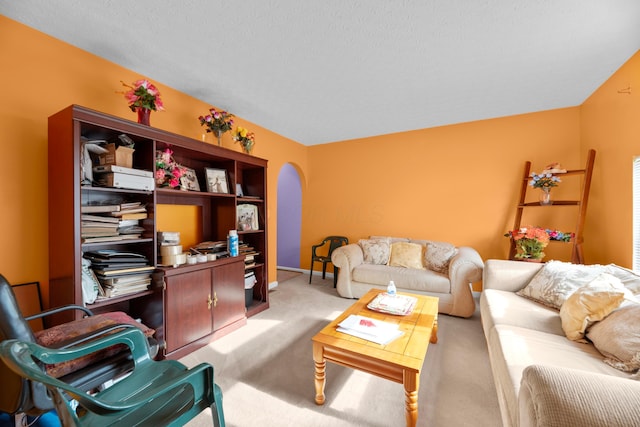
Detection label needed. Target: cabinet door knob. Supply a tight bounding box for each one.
[213,291,218,308]
[207,294,213,310]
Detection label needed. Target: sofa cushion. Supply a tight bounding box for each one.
[480,289,564,337]
[358,238,391,265]
[352,264,450,293]
[586,303,640,374]
[516,261,609,310]
[487,324,630,427]
[388,242,425,269]
[559,274,627,342]
[424,241,458,274]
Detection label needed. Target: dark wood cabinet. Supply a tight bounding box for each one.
[47,105,269,358]
[164,268,213,354]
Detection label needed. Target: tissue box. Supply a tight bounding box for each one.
[98,143,135,168]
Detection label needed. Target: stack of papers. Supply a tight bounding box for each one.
[337,314,403,345]
[367,293,417,315]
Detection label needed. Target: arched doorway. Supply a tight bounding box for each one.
[277,163,302,269]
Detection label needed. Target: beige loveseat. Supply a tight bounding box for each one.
[331,236,483,317]
[481,259,640,427]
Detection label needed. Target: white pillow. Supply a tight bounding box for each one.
[358,238,391,265]
[517,260,608,310]
[424,242,458,274]
[587,303,640,374]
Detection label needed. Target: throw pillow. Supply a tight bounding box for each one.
[358,238,391,265]
[586,303,640,374]
[516,260,608,310]
[388,242,425,269]
[559,274,627,342]
[424,242,458,274]
[605,264,640,296]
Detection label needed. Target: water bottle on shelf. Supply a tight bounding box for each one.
[228,230,239,257]
[387,280,397,296]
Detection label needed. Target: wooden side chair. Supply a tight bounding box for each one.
[0,327,225,427]
[309,236,348,286]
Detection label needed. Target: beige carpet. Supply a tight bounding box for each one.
[182,275,501,427]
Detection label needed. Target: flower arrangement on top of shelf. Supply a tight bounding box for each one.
[529,162,566,205]
[120,79,164,125]
[198,108,235,146]
[155,148,186,189]
[233,126,256,154]
[504,226,574,261]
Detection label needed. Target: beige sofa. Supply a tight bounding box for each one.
[481,259,640,427]
[331,236,483,318]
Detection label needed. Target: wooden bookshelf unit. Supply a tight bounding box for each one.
[48,105,269,359]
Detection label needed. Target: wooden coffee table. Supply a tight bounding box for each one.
[312,289,438,427]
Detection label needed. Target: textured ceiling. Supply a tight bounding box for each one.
[2,1,639,145]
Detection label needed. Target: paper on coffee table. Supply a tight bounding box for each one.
[336,314,403,345]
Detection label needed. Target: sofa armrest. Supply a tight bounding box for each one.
[482,259,543,293]
[331,244,364,298]
[446,246,484,317]
[519,365,640,427]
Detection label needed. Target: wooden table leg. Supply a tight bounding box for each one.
[403,370,419,427]
[430,315,438,344]
[313,342,326,405]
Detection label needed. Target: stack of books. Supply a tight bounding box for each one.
[239,242,260,270]
[80,202,147,243]
[191,240,229,258]
[84,250,154,298]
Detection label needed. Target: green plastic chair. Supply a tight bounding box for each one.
[0,328,225,427]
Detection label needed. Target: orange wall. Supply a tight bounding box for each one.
[0,16,302,304]
[580,50,640,266]
[303,107,582,266]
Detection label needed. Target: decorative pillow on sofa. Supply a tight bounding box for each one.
[358,238,391,265]
[559,273,627,342]
[388,242,425,269]
[586,303,640,375]
[424,242,458,274]
[516,260,608,310]
[605,264,640,296]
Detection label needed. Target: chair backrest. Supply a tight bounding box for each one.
[0,274,51,415]
[326,236,349,255]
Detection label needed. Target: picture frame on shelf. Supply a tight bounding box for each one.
[236,183,244,197]
[237,204,259,231]
[180,167,200,191]
[205,168,229,193]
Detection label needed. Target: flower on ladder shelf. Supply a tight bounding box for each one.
[155,149,186,189]
[529,172,561,189]
[504,226,550,260]
[121,79,165,112]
